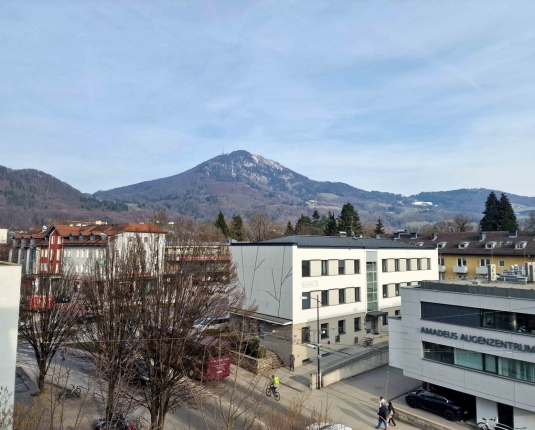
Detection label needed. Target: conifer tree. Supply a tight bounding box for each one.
[324,211,338,236]
[499,193,519,231]
[337,202,362,236]
[229,214,245,241]
[214,211,230,238]
[374,218,386,235]
[480,191,501,231]
[295,214,312,235]
[284,221,295,236]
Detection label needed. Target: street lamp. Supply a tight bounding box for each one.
[302,295,322,389]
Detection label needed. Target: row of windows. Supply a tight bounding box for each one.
[302,317,363,342]
[381,258,431,272]
[423,341,535,384]
[302,259,360,277]
[421,302,535,335]
[302,287,361,309]
[382,282,420,298]
[439,258,508,268]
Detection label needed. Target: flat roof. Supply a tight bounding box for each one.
[416,280,535,300]
[234,235,435,250]
[230,310,293,326]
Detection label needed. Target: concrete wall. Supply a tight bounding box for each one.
[0,262,21,410]
[322,346,389,387]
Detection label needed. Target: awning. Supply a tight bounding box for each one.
[229,310,293,326]
[366,311,388,318]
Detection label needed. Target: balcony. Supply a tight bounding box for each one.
[438,265,446,273]
[476,267,488,275]
[453,266,468,274]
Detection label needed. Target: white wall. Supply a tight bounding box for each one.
[0,228,7,244]
[476,398,497,423]
[0,263,21,409]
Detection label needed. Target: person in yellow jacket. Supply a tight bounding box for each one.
[270,375,280,395]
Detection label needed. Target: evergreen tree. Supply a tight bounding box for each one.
[337,202,362,236]
[284,221,295,236]
[373,218,386,235]
[312,210,320,223]
[498,193,519,231]
[295,214,312,235]
[214,211,230,238]
[229,214,245,241]
[480,191,501,231]
[324,211,338,236]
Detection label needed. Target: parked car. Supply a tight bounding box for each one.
[405,389,468,421]
[132,360,149,385]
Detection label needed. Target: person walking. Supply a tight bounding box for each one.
[376,403,389,429]
[379,396,386,407]
[289,353,295,371]
[388,401,397,427]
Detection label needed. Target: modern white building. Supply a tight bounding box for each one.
[231,235,438,367]
[0,262,22,411]
[389,277,535,429]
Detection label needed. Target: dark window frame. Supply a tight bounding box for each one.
[302,260,311,277]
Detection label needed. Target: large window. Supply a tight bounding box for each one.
[421,302,479,327]
[321,290,329,306]
[355,287,361,301]
[354,317,361,331]
[302,261,310,277]
[395,283,400,296]
[321,323,329,339]
[302,292,311,309]
[321,260,328,276]
[424,342,535,384]
[395,259,400,271]
[382,284,388,298]
[339,288,346,304]
[367,261,378,311]
[457,258,467,266]
[338,320,346,334]
[407,259,412,271]
[338,260,345,275]
[480,259,490,267]
[354,259,361,274]
[382,259,388,272]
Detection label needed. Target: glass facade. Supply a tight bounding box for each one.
[424,341,535,384]
[421,302,535,335]
[366,261,378,311]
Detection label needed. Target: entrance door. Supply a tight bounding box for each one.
[365,315,377,333]
[497,403,513,429]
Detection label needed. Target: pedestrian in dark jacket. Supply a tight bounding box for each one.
[376,404,389,429]
[388,401,397,427]
[289,353,295,371]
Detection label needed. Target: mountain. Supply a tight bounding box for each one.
[0,166,145,229]
[94,150,535,226]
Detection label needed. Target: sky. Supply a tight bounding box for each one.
[1,1,535,196]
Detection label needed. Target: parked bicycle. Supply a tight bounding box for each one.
[477,417,526,430]
[94,413,141,429]
[57,384,84,400]
[265,384,280,401]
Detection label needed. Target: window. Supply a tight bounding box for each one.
[51,236,55,244]
[382,284,388,298]
[321,290,329,306]
[321,260,328,276]
[417,259,421,270]
[302,327,310,343]
[480,259,490,267]
[56,249,60,260]
[44,249,48,258]
[382,314,388,325]
[338,319,346,334]
[355,287,361,302]
[354,259,360,274]
[438,257,444,265]
[76,249,80,258]
[457,258,467,266]
[382,259,388,272]
[302,292,311,309]
[427,258,431,269]
[338,260,345,275]
[395,310,400,316]
[354,317,361,331]
[423,342,454,364]
[302,261,310,277]
[395,284,400,296]
[58,237,62,244]
[394,259,400,271]
[321,323,329,339]
[499,260,505,267]
[339,288,346,304]
[406,259,411,271]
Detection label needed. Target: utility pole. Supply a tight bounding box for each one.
[316,297,321,390]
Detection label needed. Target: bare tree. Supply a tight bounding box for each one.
[246,212,271,242]
[18,269,82,391]
[524,210,535,231]
[452,216,473,232]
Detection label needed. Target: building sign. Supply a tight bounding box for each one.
[302,280,318,288]
[421,327,535,353]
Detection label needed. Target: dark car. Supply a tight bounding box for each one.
[54,294,72,303]
[405,389,468,421]
[132,360,149,385]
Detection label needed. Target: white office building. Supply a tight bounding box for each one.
[231,235,438,367]
[389,277,535,429]
[0,262,22,411]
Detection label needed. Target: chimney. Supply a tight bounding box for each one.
[410,232,418,239]
[509,230,517,238]
[479,232,486,241]
[431,233,437,241]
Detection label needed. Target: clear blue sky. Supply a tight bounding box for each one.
[1,1,534,196]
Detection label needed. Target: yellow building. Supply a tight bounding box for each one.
[390,230,535,279]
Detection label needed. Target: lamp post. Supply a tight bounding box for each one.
[302,295,322,389]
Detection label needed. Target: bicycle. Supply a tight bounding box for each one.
[57,384,84,400]
[265,384,280,401]
[477,417,523,430]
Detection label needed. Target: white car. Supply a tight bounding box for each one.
[305,423,353,430]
